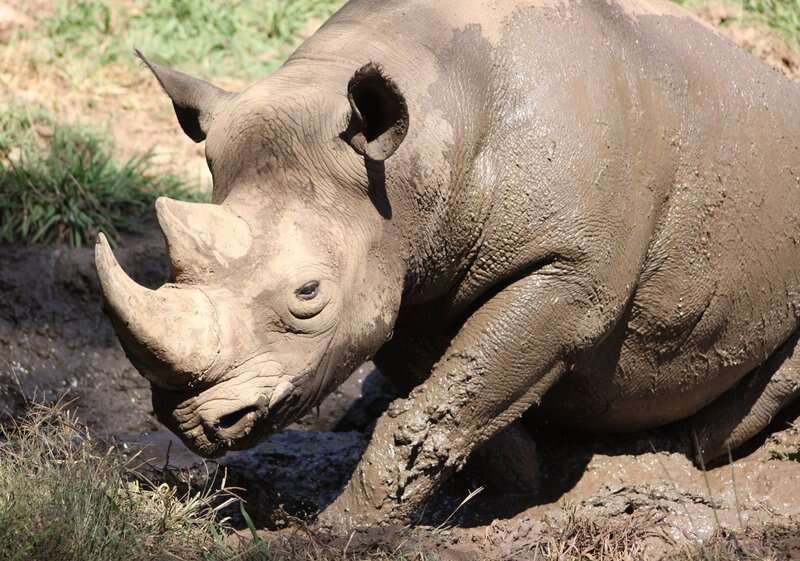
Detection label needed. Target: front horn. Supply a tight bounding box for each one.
[95,233,220,388]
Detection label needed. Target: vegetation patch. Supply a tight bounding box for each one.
[0,106,202,247]
[0,402,438,561]
[0,402,237,561]
[28,0,345,82]
[739,0,800,49]
[674,0,800,50]
[525,507,798,561]
[674,528,799,561]
[528,507,668,560]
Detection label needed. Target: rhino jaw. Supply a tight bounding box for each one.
[153,360,293,457]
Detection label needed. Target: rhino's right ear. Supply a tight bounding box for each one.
[136,49,233,143]
[343,63,409,161]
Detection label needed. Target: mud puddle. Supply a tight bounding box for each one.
[3,230,800,560]
[114,383,800,559]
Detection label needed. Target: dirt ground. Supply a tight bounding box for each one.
[2,2,800,560]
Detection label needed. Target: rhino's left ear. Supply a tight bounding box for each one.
[343,63,409,161]
[136,49,233,143]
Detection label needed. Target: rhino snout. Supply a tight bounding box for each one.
[198,393,268,443]
[154,361,296,456]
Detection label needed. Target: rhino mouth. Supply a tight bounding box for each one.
[155,392,272,458]
[152,364,326,458]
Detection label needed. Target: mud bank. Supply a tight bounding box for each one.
[124,409,800,559]
[3,231,800,560]
[0,229,166,433]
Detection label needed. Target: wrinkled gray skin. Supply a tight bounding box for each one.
[96,0,800,527]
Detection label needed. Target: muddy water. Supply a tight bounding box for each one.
[535,440,800,538]
[117,409,800,560]
[0,231,169,433]
[116,364,384,524]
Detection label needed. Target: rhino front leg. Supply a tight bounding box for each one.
[319,267,626,527]
[377,316,541,494]
[469,420,540,494]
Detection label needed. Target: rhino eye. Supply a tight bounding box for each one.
[295,281,319,301]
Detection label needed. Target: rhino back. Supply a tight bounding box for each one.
[536,8,800,429]
[284,0,694,303]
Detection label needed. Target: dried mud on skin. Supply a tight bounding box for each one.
[3,227,800,560]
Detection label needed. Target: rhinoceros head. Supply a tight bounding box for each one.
[95,53,409,457]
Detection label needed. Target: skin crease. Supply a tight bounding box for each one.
[94,0,800,528]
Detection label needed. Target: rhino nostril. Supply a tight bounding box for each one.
[216,405,259,430]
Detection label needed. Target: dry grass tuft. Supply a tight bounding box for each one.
[0,400,237,561]
[673,528,793,561]
[0,400,437,561]
[524,506,669,561]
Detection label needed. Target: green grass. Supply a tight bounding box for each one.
[32,0,345,82]
[673,0,800,50]
[769,449,800,461]
[0,106,203,247]
[2,1,351,248]
[742,0,800,49]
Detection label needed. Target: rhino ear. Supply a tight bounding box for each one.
[343,63,409,161]
[135,49,233,143]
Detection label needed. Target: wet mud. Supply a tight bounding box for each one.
[3,228,800,559]
[0,228,166,433]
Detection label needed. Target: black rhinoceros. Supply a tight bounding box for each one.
[95,0,800,526]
